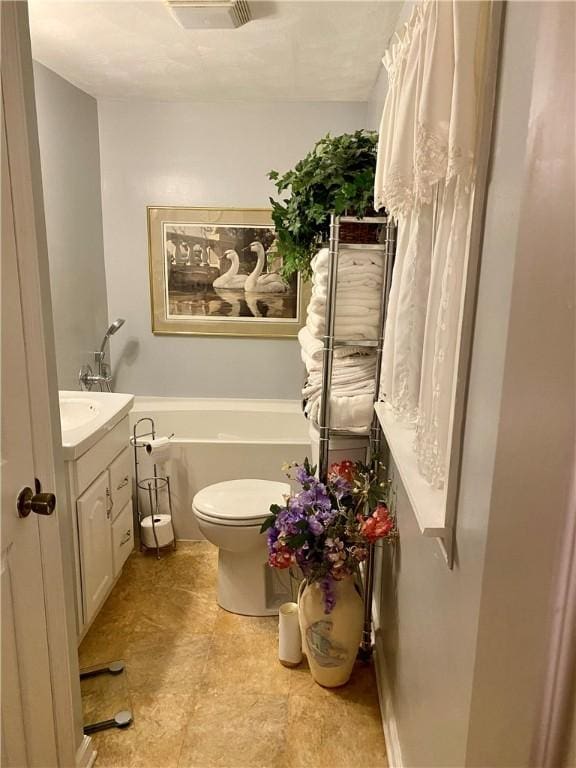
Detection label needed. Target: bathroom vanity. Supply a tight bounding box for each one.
[59,391,134,638]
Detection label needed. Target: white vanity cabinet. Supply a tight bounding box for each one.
[64,414,134,637]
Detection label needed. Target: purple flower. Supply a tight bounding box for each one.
[329,474,351,500]
[308,516,324,536]
[298,484,331,511]
[320,576,336,613]
[294,464,316,486]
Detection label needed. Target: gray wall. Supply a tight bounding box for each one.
[371,3,574,766]
[97,100,368,398]
[33,62,108,391]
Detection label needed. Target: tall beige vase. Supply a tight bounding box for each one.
[298,576,363,687]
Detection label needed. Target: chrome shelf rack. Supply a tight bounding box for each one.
[131,417,176,559]
[316,212,397,658]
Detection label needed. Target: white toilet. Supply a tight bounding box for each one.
[192,478,293,616]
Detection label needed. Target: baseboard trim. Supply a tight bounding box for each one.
[373,635,404,768]
[76,735,96,768]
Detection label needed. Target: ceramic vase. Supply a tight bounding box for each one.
[298,575,363,687]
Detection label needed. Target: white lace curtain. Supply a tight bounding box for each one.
[375,0,488,489]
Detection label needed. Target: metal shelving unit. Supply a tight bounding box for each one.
[315,212,397,658]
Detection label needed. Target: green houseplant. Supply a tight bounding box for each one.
[268,130,380,280]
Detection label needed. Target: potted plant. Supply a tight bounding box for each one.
[262,458,397,687]
[268,130,383,280]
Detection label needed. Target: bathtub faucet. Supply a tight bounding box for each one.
[79,318,125,392]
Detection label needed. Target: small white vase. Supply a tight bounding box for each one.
[298,575,363,687]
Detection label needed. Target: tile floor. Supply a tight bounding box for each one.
[79,542,388,768]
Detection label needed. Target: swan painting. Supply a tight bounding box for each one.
[212,250,247,289]
[244,242,289,293]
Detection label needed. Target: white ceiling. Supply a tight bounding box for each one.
[28,0,403,101]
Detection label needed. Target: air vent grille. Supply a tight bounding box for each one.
[231,0,251,27]
[166,0,252,29]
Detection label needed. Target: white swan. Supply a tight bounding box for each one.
[212,250,247,289]
[244,242,289,293]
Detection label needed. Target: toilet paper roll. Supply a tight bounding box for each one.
[144,436,171,462]
[140,514,174,549]
[278,602,302,667]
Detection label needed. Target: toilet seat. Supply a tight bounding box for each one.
[192,478,289,528]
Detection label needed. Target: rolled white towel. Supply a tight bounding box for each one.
[305,391,375,432]
[298,326,374,363]
[312,272,384,290]
[311,248,384,271]
[309,292,382,310]
[307,300,378,319]
[306,313,379,341]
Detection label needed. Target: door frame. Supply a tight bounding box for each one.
[2,3,91,765]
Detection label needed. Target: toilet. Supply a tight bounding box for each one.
[192,478,292,616]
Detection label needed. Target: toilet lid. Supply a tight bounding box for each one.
[192,479,290,524]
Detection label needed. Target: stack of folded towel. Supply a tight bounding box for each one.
[298,248,384,433]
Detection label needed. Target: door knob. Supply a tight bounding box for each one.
[17,486,56,518]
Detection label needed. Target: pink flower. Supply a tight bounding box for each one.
[361,504,395,543]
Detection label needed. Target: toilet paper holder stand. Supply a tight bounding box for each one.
[132,417,176,559]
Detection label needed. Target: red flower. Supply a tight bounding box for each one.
[361,504,394,543]
[329,460,356,484]
[268,546,294,569]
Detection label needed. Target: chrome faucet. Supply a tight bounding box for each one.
[79,319,125,392]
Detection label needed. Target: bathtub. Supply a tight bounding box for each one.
[129,397,311,539]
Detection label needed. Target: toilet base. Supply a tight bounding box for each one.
[217,548,292,617]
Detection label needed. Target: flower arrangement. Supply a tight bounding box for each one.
[261,458,397,613]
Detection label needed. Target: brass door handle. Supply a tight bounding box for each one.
[17,487,56,518]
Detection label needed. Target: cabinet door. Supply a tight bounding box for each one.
[77,470,113,625]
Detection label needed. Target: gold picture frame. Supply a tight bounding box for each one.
[148,206,308,338]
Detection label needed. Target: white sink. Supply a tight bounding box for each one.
[59,391,134,459]
[60,397,101,431]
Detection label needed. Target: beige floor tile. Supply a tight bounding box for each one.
[286,693,347,768]
[286,692,387,768]
[200,633,292,697]
[179,693,289,768]
[90,724,139,768]
[130,693,193,768]
[129,586,219,650]
[79,613,134,668]
[213,608,279,638]
[125,635,212,695]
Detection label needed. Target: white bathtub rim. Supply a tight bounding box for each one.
[131,396,304,415]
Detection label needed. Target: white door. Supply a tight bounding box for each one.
[77,472,113,625]
[1,3,80,766]
[1,91,59,768]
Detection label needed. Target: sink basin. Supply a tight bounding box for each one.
[59,397,101,431]
[59,391,134,459]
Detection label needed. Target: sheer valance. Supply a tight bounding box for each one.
[375,0,489,489]
[375,0,487,217]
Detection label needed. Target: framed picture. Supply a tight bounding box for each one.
[147,206,308,338]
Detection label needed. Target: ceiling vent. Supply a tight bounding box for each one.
[166,0,251,29]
